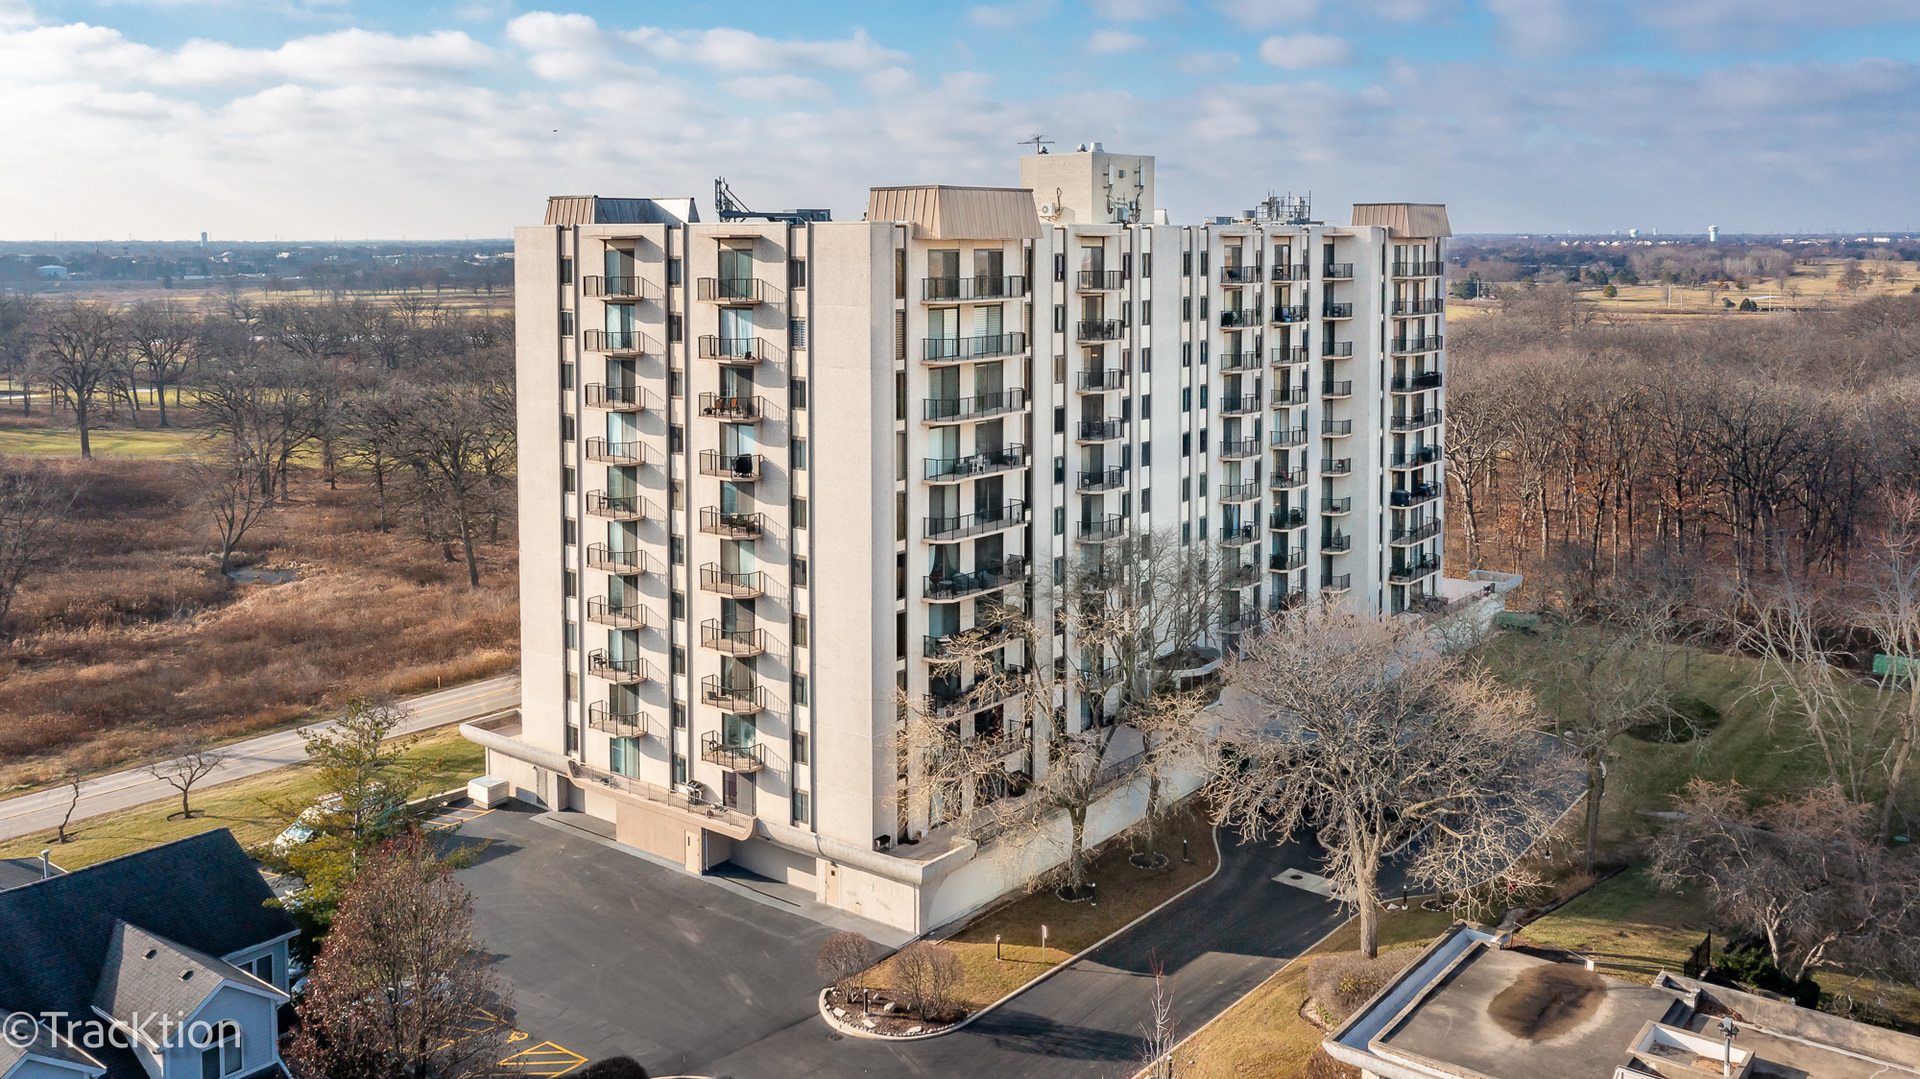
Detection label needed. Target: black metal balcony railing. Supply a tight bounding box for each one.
[1322,418,1354,436]
[1221,394,1262,417]
[1391,484,1442,508]
[1322,572,1353,591]
[1270,547,1308,571]
[701,619,768,656]
[924,332,1029,361]
[586,701,647,738]
[587,650,649,684]
[1224,562,1260,587]
[1271,468,1308,490]
[1220,436,1261,459]
[923,389,1027,422]
[585,491,645,520]
[1392,409,1444,432]
[700,732,766,772]
[1322,302,1354,319]
[1322,458,1352,476]
[1221,611,1263,634]
[1076,418,1127,441]
[1323,263,1355,279]
[925,501,1029,541]
[697,335,774,363]
[1321,380,1353,398]
[699,508,766,537]
[699,450,762,479]
[1391,336,1445,355]
[922,275,1028,301]
[1270,588,1309,611]
[1218,481,1260,502]
[582,329,646,354]
[1322,497,1354,514]
[698,564,766,597]
[584,437,643,466]
[585,543,644,574]
[1392,298,1444,317]
[1077,369,1126,393]
[1078,269,1124,290]
[1219,308,1261,328]
[1272,305,1309,323]
[1272,264,1311,282]
[1221,263,1263,284]
[1077,514,1127,542]
[924,556,1029,600]
[700,676,767,714]
[696,393,763,421]
[586,596,646,629]
[1270,506,1308,530]
[583,275,641,299]
[1323,341,1355,358]
[1389,558,1442,583]
[1322,533,1353,552]
[925,445,1028,481]
[1391,371,1444,393]
[1391,519,1444,545]
[1077,466,1129,492]
[696,277,771,304]
[1272,427,1310,448]
[1221,523,1259,546]
[1219,350,1262,372]
[584,383,646,411]
[1392,445,1444,468]
[1272,345,1310,366]
[1075,320,1123,341]
[1392,261,1445,278]
[1273,385,1308,406]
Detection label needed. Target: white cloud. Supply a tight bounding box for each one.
[1088,28,1150,54]
[968,0,1053,28]
[1257,32,1353,69]
[622,25,907,71]
[1086,0,1184,20]
[721,73,830,101]
[1212,0,1316,30]
[1483,0,1601,56]
[1636,0,1920,50]
[1176,49,1242,74]
[154,29,494,86]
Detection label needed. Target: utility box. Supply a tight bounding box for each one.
[468,776,510,809]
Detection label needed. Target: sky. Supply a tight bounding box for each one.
[3,0,1919,241]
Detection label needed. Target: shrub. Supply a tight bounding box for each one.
[891,940,964,1023]
[1307,950,1419,1026]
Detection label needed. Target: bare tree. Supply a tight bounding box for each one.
[36,301,120,458]
[815,931,876,1009]
[0,295,44,416]
[54,771,83,844]
[188,441,275,574]
[889,940,963,1023]
[123,300,198,427]
[0,467,74,636]
[146,741,227,820]
[1859,493,1920,844]
[1138,963,1178,1079]
[1205,608,1578,958]
[395,381,510,587]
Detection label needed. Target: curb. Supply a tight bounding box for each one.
[816,823,1229,1040]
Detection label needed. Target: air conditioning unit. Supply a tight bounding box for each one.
[1037,202,1056,218]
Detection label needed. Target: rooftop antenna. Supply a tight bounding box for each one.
[1017,134,1055,155]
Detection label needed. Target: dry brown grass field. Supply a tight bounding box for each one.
[33,281,513,317]
[1451,257,1919,322]
[0,455,517,791]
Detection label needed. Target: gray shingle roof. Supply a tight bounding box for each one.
[0,856,63,891]
[92,922,281,1035]
[0,1013,106,1077]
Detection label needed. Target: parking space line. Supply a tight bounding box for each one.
[499,1042,587,1077]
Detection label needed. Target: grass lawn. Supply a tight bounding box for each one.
[0,423,202,457]
[0,726,485,870]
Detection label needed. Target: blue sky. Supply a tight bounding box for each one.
[3,0,1919,239]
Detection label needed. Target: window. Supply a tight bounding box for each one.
[1199,385,1209,409]
[895,249,907,299]
[673,700,687,729]
[1053,455,1065,483]
[791,436,808,469]
[1054,252,1066,281]
[1054,406,1066,433]
[1200,251,1209,277]
[559,310,575,337]
[671,535,685,565]
[790,318,808,349]
[672,645,686,676]
[248,954,275,987]
[793,789,811,824]
[1182,297,1192,321]
[669,424,684,453]
[790,377,808,410]
[792,496,809,528]
[562,517,577,546]
[1182,251,1192,277]
[673,753,688,783]
[1200,340,1209,365]
[671,590,685,621]
[1181,433,1191,457]
[199,1026,241,1079]
[1200,428,1209,452]
[561,414,575,442]
[794,614,810,648]
[1142,253,1152,278]
[566,720,580,754]
[794,673,810,705]
[1053,304,1066,333]
[1182,477,1192,501]
[563,570,577,598]
[669,369,683,398]
[669,480,682,511]
[1142,487,1151,512]
[1141,300,1151,325]
[1121,492,1131,517]
[1182,521,1192,544]
[1200,471,1209,496]
[790,258,808,288]
[667,257,683,286]
[562,466,576,493]
[560,257,573,285]
[793,556,809,587]
[668,313,683,342]
[610,737,639,778]
[1054,557,1065,584]
[1141,441,1152,466]
[1182,388,1192,412]
[1142,346,1151,371]
[561,362,574,390]
[1141,395,1152,419]
[794,731,810,765]
[1054,507,1066,535]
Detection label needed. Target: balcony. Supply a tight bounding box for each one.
[699,508,766,538]
[922,275,1028,302]
[1219,350,1262,372]
[696,393,764,422]
[1322,458,1352,476]
[1270,547,1308,571]
[699,564,766,598]
[926,445,1028,481]
[1389,558,1441,583]
[1272,305,1308,324]
[1076,369,1126,393]
[586,650,650,684]
[1392,446,1443,468]
[1321,572,1353,592]
[700,676,767,715]
[581,329,650,355]
[1076,418,1127,442]
[1077,466,1129,492]
[924,556,1029,601]
[697,335,776,365]
[1322,533,1353,553]
[586,702,648,738]
[1391,519,1443,545]
[701,620,768,657]
[586,596,646,629]
[1269,588,1309,611]
[1270,506,1308,530]
[1392,260,1444,278]
[1322,497,1353,515]
[700,733,766,773]
[1075,320,1123,342]
[696,277,772,305]
[584,437,643,466]
[585,491,646,521]
[583,275,641,301]
[1323,263,1355,280]
[1220,263,1263,284]
[1391,484,1441,508]
[585,544,645,575]
[584,383,648,412]
[1218,480,1260,502]
[1321,380,1353,399]
[1273,385,1307,406]
[1392,409,1444,432]
[1272,345,1309,366]
[1078,269,1124,291]
[1220,394,1262,417]
[1219,308,1261,328]
[1220,523,1260,547]
[1322,418,1354,437]
[1391,336,1444,355]
[1272,264,1310,282]
[1322,302,1354,319]
[1323,341,1355,358]
[1272,426,1309,448]
[1221,611,1263,635]
[926,501,1029,541]
[1271,469,1308,491]
[1223,561,1259,588]
[924,332,1029,363]
[1077,514,1127,543]
[923,389,1027,422]
[926,667,1030,718]
[1392,298,1444,316]
[1391,371,1444,393]
[1219,436,1261,460]
[699,450,761,480]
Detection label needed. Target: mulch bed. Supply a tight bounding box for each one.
[822,987,961,1037]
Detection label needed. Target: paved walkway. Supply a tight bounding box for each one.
[0,673,520,841]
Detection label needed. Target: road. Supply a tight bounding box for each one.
[0,673,520,842]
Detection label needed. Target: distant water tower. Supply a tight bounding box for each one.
[200,232,208,246]
[1628,228,1639,239]
[1708,225,1719,243]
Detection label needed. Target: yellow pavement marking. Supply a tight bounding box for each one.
[499,1042,587,1077]
[427,806,496,830]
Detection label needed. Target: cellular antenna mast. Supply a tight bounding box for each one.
[713,177,830,225]
[1017,134,1055,154]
